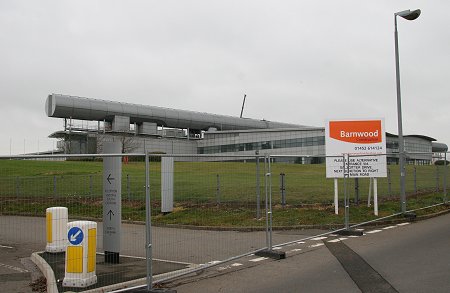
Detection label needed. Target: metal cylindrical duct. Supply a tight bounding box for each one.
[46,94,303,131]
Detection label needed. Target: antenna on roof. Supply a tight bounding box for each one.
[240,94,247,118]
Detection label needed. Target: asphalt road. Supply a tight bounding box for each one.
[171,213,450,293]
[1,213,448,292]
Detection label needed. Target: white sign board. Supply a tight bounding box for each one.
[325,119,387,178]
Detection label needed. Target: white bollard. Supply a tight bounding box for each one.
[45,207,68,253]
[63,221,97,288]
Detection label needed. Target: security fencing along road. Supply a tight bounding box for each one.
[0,152,448,292]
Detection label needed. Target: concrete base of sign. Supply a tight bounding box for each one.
[105,251,120,264]
[403,212,417,221]
[336,229,364,236]
[255,249,286,260]
[63,275,97,288]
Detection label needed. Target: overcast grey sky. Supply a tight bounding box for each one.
[1,0,449,155]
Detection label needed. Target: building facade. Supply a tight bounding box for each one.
[46,94,446,164]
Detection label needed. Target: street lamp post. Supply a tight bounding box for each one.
[394,9,421,213]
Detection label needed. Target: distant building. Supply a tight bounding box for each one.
[46,94,447,164]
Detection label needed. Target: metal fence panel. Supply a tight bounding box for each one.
[0,152,447,292]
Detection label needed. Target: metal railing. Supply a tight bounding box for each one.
[0,152,448,292]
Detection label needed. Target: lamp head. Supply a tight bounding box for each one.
[396,9,421,21]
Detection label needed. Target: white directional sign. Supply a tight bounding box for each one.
[103,142,122,253]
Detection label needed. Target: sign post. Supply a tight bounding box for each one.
[103,142,122,263]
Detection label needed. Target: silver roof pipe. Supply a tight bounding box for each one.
[46,94,305,131]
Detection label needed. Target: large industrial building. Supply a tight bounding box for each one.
[46,94,447,164]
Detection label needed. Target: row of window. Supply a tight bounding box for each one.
[198,136,325,154]
[404,141,431,153]
[386,140,431,153]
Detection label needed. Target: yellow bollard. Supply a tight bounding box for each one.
[63,221,97,288]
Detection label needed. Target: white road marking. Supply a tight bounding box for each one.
[311,236,327,241]
[366,230,382,234]
[273,247,282,250]
[231,263,243,267]
[348,235,360,238]
[355,228,365,231]
[328,237,348,243]
[328,239,341,243]
[0,245,14,249]
[397,223,410,226]
[0,263,29,273]
[249,257,268,262]
[309,243,324,248]
[296,241,306,244]
[290,248,302,252]
[218,266,231,271]
[383,226,397,230]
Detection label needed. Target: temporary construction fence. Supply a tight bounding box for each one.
[0,152,448,292]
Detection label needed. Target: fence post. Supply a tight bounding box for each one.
[354,178,360,205]
[145,153,153,291]
[53,176,57,197]
[15,177,20,198]
[444,152,447,202]
[414,166,417,195]
[387,168,392,197]
[89,175,93,196]
[127,174,131,201]
[216,174,221,205]
[268,155,273,250]
[280,173,286,208]
[85,175,88,195]
[264,154,273,250]
[256,153,261,219]
[343,154,350,231]
[435,165,440,192]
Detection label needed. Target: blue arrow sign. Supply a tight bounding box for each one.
[68,227,84,245]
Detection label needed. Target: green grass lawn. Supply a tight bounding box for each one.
[0,159,448,227]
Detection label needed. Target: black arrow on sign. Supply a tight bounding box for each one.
[107,210,114,220]
[107,174,115,184]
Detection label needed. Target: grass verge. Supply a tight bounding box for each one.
[1,193,447,228]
